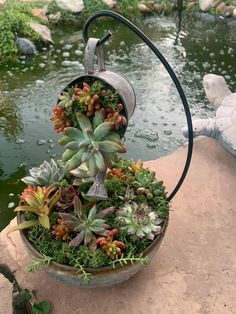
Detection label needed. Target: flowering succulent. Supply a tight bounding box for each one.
[130,160,143,173]
[59,112,126,173]
[55,186,78,210]
[9,186,61,233]
[116,202,162,240]
[22,159,66,187]
[97,229,126,260]
[59,196,116,250]
[50,106,71,132]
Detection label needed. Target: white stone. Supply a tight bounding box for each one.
[29,22,54,43]
[233,8,236,16]
[0,274,13,314]
[182,74,236,156]
[55,0,84,13]
[102,0,117,8]
[199,0,215,11]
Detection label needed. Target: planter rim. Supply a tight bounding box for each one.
[17,212,168,274]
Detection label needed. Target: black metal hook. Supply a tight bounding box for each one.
[82,10,193,202]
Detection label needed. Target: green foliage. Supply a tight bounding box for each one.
[83,0,109,18]
[32,301,51,314]
[0,0,44,61]
[72,258,92,284]
[27,255,53,273]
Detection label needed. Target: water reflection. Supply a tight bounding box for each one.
[0,92,23,139]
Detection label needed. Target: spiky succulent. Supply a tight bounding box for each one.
[8,186,61,233]
[59,112,126,174]
[116,202,162,240]
[59,196,116,250]
[22,159,66,186]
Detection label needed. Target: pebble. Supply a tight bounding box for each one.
[75,50,83,56]
[62,52,70,58]
[36,80,45,85]
[8,202,15,209]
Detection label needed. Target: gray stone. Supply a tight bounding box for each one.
[182,74,236,156]
[15,37,36,55]
[55,0,84,13]
[220,5,236,17]
[138,3,151,13]
[0,273,13,314]
[29,22,54,44]
[48,11,61,23]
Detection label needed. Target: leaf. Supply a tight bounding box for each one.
[76,112,92,131]
[88,205,97,220]
[7,220,38,234]
[69,231,85,247]
[94,151,105,171]
[95,206,116,218]
[32,300,51,314]
[94,122,113,141]
[38,215,50,229]
[98,141,121,153]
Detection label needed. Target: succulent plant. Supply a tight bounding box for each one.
[59,196,116,250]
[107,167,127,180]
[9,186,61,233]
[50,106,71,132]
[55,186,78,211]
[59,112,126,174]
[52,219,70,240]
[118,186,136,203]
[97,229,126,260]
[131,168,156,200]
[116,202,162,240]
[22,159,66,186]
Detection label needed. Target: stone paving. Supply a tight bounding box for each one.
[1,138,236,314]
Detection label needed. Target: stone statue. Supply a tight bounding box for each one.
[182,74,236,156]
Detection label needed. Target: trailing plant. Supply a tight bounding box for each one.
[111,253,150,269]
[27,254,53,273]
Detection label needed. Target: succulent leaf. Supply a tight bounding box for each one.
[98,141,121,153]
[62,149,76,162]
[76,112,92,131]
[94,122,113,141]
[94,151,106,171]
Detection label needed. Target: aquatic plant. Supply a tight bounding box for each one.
[116,202,162,240]
[21,159,66,186]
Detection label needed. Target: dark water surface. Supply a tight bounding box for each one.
[0,15,236,230]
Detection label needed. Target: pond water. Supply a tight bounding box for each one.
[0,14,236,230]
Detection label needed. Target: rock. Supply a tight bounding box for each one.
[48,11,61,23]
[146,0,155,11]
[199,0,225,10]
[55,0,84,13]
[216,1,226,12]
[29,22,54,44]
[101,0,117,9]
[220,5,236,17]
[15,37,36,55]
[186,1,196,9]
[31,8,48,23]
[154,3,165,14]
[182,74,236,156]
[0,273,13,314]
[138,3,151,13]
[234,8,236,16]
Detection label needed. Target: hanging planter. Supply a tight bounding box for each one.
[9,10,193,288]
